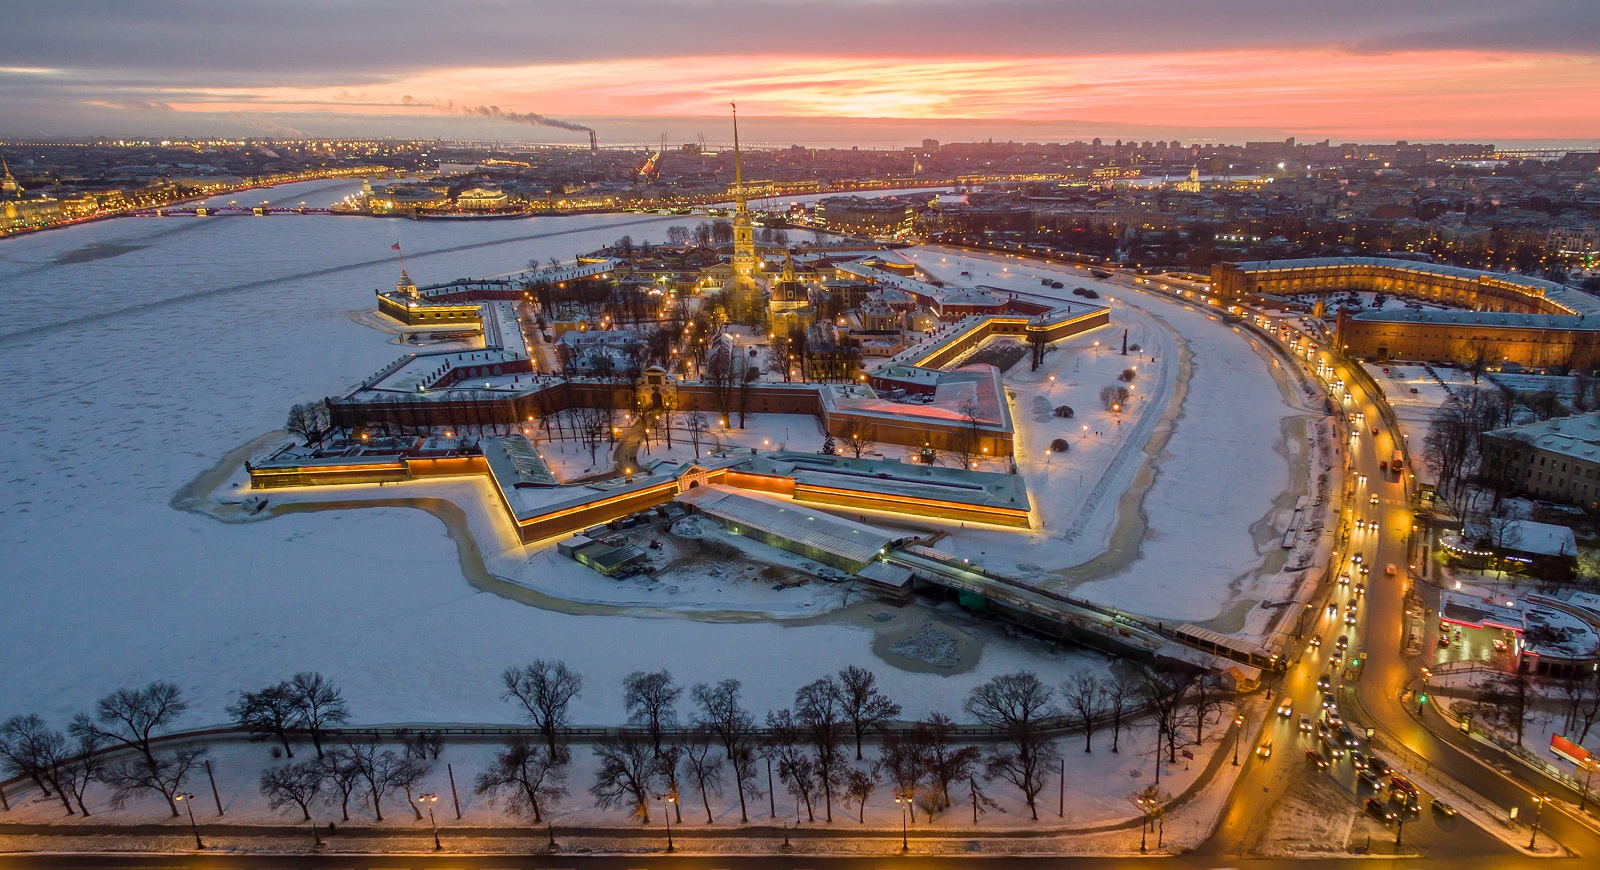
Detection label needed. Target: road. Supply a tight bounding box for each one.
[0,852,1582,870]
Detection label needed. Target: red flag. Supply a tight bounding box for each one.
[391,243,402,251]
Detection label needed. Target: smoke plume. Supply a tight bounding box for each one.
[402,95,592,133]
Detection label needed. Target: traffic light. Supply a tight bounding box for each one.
[1417,693,1428,706]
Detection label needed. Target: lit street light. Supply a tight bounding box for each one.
[655,791,677,851]
[894,788,913,851]
[416,792,441,850]
[174,792,203,849]
[1529,793,1548,849]
[1232,714,1245,765]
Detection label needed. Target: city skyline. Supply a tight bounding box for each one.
[2,0,1597,146]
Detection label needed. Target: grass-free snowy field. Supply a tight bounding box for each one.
[904,248,1313,630]
[0,181,1110,731]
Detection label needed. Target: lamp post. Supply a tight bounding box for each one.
[655,791,676,852]
[1581,759,1599,812]
[894,789,912,851]
[175,792,203,849]
[1137,796,1151,853]
[1233,714,1245,765]
[417,793,441,850]
[1529,793,1548,850]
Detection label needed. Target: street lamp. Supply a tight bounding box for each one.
[1529,793,1548,849]
[655,791,676,852]
[1581,759,1599,812]
[894,788,913,851]
[1233,714,1245,765]
[416,793,441,850]
[175,792,203,849]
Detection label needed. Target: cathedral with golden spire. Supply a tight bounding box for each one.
[721,103,766,324]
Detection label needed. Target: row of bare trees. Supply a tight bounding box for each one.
[4,663,1220,827]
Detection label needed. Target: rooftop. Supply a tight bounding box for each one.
[1487,412,1600,462]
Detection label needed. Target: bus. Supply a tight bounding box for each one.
[1391,449,1404,475]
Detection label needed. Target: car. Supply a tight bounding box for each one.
[1305,748,1329,768]
[1359,563,1371,576]
[1432,799,1457,817]
[1367,757,1391,778]
[1371,426,1379,435]
[1317,675,1332,691]
[1347,601,1359,613]
[1359,770,1383,790]
[1340,726,1360,747]
[1366,798,1398,823]
[1299,714,1313,733]
[1256,741,1273,759]
[1310,636,1322,648]
[1389,774,1418,797]
[1330,651,1344,667]
[1327,603,1339,617]
[1353,553,1364,564]
[1493,639,1509,652]
[1338,572,1351,585]
[1385,563,1397,575]
[1351,751,1369,770]
[1345,611,1358,625]
[1336,634,1350,650]
[1321,691,1336,709]
[1371,493,1380,505]
[1354,582,1366,596]
[1354,519,1365,530]
[1277,699,1294,717]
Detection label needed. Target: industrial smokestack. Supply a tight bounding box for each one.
[589,131,598,154]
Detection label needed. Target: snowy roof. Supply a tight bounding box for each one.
[676,485,902,567]
[1463,519,1577,558]
[1349,309,1600,330]
[1227,257,1600,315]
[1486,412,1600,462]
[732,450,1029,511]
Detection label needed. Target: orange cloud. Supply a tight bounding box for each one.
[157,48,1600,139]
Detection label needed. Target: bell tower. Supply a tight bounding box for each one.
[730,103,757,279]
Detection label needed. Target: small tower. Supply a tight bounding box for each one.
[398,268,419,298]
[0,154,20,197]
[729,104,757,280]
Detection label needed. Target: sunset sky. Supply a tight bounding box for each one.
[3,0,1597,147]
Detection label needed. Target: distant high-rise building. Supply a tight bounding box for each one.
[922,138,940,152]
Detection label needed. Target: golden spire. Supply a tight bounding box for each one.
[732,101,745,212]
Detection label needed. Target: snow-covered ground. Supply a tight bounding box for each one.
[0,180,1112,731]
[0,714,1229,837]
[905,249,1310,629]
[1363,362,1480,486]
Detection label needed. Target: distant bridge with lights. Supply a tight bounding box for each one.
[126,205,338,217]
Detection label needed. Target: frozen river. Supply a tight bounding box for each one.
[0,180,1104,729]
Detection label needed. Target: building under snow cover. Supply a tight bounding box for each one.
[1438,589,1600,676]
[1482,412,1600,510]
[675,485,908,573]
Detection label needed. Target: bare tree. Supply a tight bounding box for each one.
[1137,668,1197,771]
[320,748,363,822]
[72,682,187,770]
[1103,674,1137,753]
[98,748,204,817]
[391,755,433,820]
[1060,673,1107,752]
[910,712,980,817]
[692,679,760,822]
[60,728,104,816]
[229,682,301,758]
[340,738,408,822]
[1485,505,1524,580]
[260,760,327,821]
[0,715,74,814]
[763,709,818,821]
[657,740,687,823]
[794,676,848,821]
[591,731,658,822]
[685,410,709,459]
[503,660,584,759]
[682,730,725,823]
[837,665,901,760]
[964,671,1058,819]
[872,727,926,822]
[288,672,349,761]
[1099,384,1130,412]
[624,670,681,756]
[474,737,568,824]
[844,768,876,823]
[839,424,876,459]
